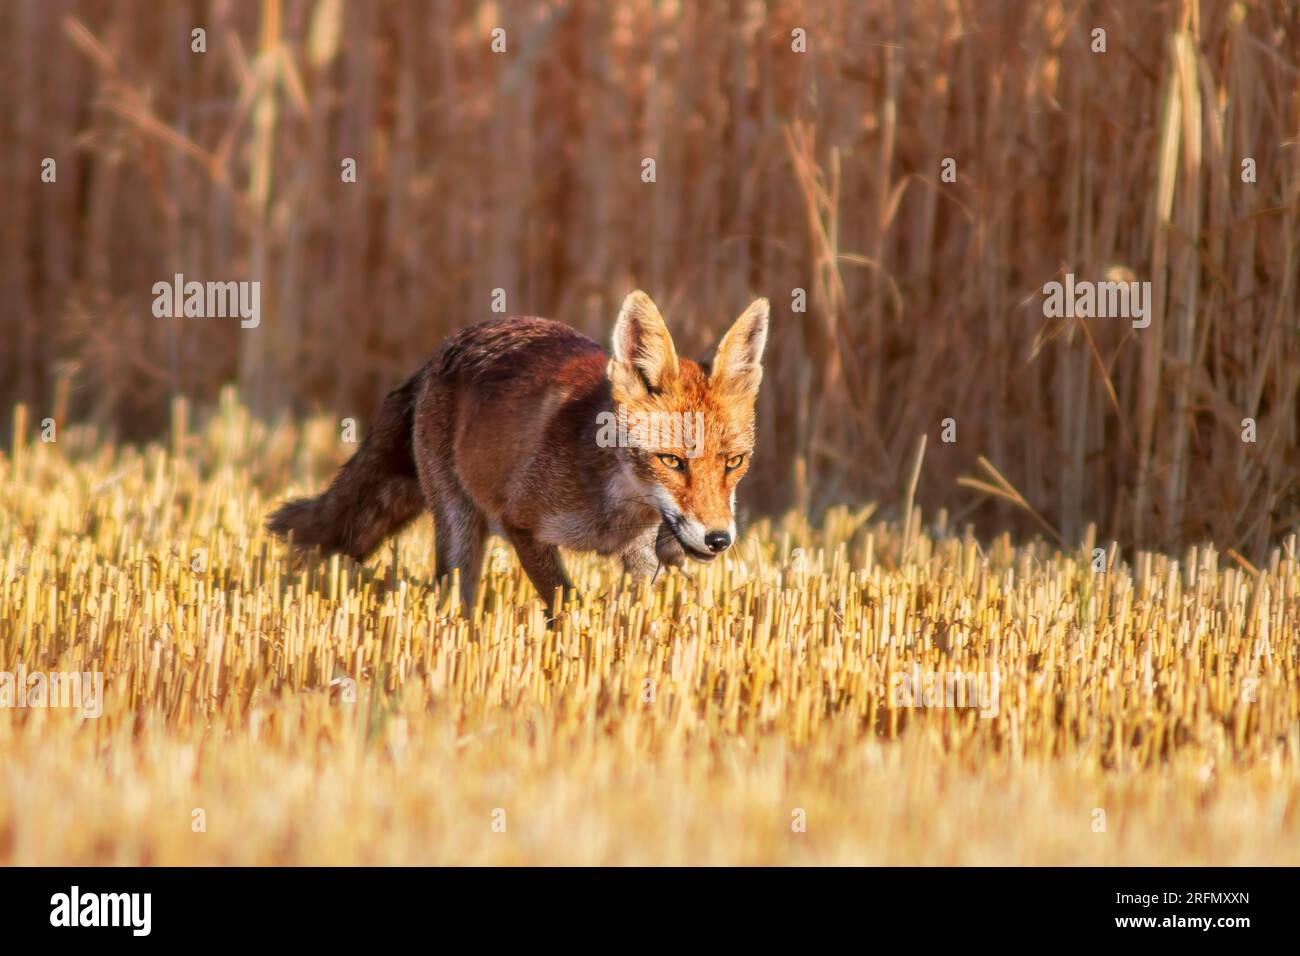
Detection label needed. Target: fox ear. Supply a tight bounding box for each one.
[711,298,769,397]
[609,291,679,397]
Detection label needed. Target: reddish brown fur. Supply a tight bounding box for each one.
[268,292,768,617]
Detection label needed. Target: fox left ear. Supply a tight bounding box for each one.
[710,298,769,397]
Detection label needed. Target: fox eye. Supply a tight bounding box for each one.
[725,454,746,471]
[657,454,686,472]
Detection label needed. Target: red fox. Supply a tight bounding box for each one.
[267,291,768,616]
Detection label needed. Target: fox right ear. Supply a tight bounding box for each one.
[609,291,679,397]
[710,297,769,398]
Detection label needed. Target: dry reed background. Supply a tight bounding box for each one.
[2,0,1298,554]
[1,402,1297,864]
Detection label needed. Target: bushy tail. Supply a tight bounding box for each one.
[267,367,428,561]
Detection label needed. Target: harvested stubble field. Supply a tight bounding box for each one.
[1,396,1297,865]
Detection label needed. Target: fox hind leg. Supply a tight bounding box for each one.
[411,374,491,617]
[413,421,486,615]
[432,495,488,615]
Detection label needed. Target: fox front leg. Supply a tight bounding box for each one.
[504,525,576,621]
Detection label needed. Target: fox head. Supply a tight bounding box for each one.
[607,290,769,561]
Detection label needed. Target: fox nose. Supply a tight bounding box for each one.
[704,530,732,553]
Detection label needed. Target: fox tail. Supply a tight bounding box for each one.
[267,366,427,561]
